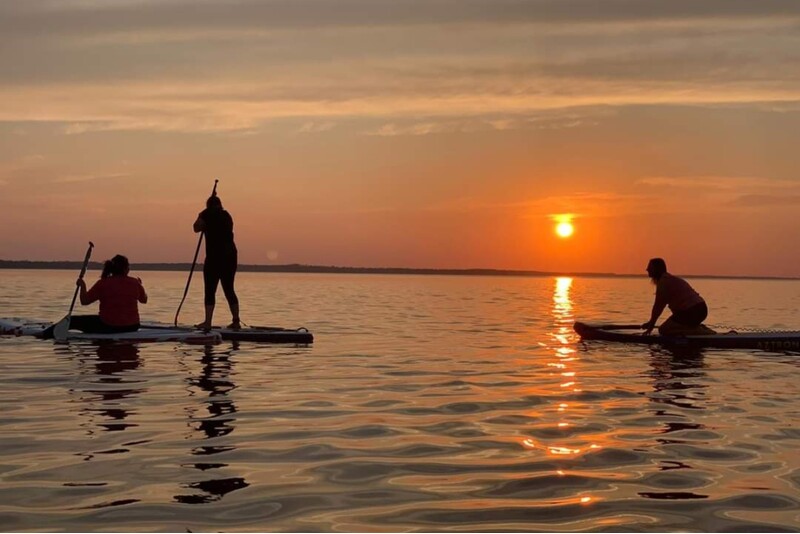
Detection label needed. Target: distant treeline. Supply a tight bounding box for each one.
[0,260,796,280]
[0,259,614,278]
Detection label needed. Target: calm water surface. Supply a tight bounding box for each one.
[1,269,799,532]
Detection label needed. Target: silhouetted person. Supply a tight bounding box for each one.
[194,194,240,329]
[642,258,708,336]
[40,255,147,338]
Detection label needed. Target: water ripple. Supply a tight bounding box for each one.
[1,272,799,530]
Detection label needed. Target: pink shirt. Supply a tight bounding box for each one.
[83,276,146,326]
[655,273,704,312]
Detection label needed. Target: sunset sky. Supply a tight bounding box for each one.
[2,0,799,277]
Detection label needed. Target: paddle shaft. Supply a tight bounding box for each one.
[67,242,95,317]
[174,179,218,326]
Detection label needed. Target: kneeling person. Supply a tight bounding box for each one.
[642,258,709,336]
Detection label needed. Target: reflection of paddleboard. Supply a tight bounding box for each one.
[0,317,220,344]
[574,321,800,352]
[143,322,314,344]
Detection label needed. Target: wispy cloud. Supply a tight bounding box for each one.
[728,194,800,207]
[5,1,799,37]
[639,176,800,190]
[415,191,663,220]
[639,175,800,211]
[1,1,799,133]
[296,121,335,134]
[364,108,608,136]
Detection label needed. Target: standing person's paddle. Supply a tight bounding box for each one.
[174,179,218,326]
[52,241,94,341]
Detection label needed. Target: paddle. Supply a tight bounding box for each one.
[174,179,218,326]
[52,241,95,341]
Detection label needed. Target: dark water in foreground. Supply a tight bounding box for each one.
[1,269,799,532]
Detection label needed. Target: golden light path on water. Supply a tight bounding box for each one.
[523,277,600,505]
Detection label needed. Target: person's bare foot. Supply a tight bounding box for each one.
[195,322,212,331]
[227,320,241,330]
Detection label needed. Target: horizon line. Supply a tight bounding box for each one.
[1,260,798,282]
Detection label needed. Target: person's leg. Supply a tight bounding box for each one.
[671,302,708,327]
[38,315,99,338]
[199,266,220,329]
[693,302,708,325]
[220,261,240,328]
[107,323,140,333]
[657,316,681,336]
[67,315,107,333]
[38,316,135,338]
[659,302,711,335]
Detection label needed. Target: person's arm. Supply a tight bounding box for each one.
[79,279,100,305]
[642,285,667,334]
[193,213,206,233]
[136,277,148,304]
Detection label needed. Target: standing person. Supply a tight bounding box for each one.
[40,255,147,338]
[194,193,240,330]
[641,258,708,336]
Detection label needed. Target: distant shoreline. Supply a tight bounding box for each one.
[1,260,798,281]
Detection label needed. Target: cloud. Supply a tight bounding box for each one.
[415,191,664,220]
[639,175,800,212]
[7,68,795,134]
[296,121,335,134]
[365,108,609,136]
[639,176,800,190]
[727,194,800,207]
[1,1,799,133]
[4,1,799,38]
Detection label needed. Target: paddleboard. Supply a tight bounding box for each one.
[143,322,314,344]
[574,321,800,352]
[0,317,220,344]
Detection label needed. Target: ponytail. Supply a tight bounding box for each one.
[100,254,130,278]
[101,260,114,279]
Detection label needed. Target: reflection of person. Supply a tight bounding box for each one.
[642,258,708,336]
[174,344,248,505]
[89,343,142,432]
[193,194,240,330]
[41,255,147,338]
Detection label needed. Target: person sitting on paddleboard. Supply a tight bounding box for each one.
[40,255,147,338]
[642,258,708,336]
[193,193,240,330]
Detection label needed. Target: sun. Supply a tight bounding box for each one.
[555,221,574,238]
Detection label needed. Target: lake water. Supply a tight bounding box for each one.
[1,269,799,532]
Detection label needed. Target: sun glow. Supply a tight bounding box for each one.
[552,214,576,239]
[556,222,574,238]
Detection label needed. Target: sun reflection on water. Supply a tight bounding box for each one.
[521,277,603,479]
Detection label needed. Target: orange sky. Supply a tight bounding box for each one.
[1,1,799,277]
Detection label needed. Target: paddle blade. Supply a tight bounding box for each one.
[52,317,70,341]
